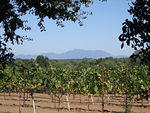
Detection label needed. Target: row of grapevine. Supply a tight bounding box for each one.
[0,59,149,112]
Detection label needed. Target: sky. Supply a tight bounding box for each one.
[10,0,134,56]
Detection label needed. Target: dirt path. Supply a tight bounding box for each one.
[0,93,149,113]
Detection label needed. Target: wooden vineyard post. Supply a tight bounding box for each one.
[57,95,62,113]
[90,94,94,105]
[31,93,36,113]
[99,58,105,113]
[66,94,71,111]
[87,94,94,110]
[32,98,36,113]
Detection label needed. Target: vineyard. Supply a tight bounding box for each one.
[0,58,150,113]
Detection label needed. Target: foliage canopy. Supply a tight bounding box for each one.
[0,0,94,66]
[119,0,150,67]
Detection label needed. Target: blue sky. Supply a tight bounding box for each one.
[11,0,134,56]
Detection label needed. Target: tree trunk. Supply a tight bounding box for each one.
[87,95,90,110]
[4,92,6,100]
[23,92,26,107]
[80,95,82,103]
[19,93,21,113]
[101,94,104,113]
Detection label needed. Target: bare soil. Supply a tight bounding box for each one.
[0,93,149,113]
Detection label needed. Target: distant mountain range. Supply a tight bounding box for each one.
[14,49,127,59]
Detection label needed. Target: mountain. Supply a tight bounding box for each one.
[15,49,112,59]
[15,54,36,59]
[116,55,128,58]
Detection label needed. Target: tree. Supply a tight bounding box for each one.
[36,55,49,68]
[119,0,150,67]
[0,0,94,66]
